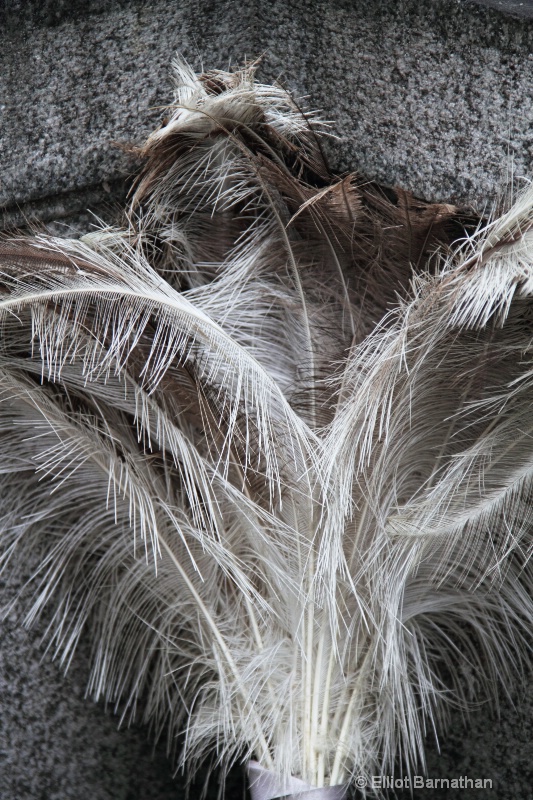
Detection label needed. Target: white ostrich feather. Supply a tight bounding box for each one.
[1,59,533,797]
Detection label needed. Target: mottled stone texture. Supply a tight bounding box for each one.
[1,0,533,798]
[470,0,533,17]
[3,0,533,224]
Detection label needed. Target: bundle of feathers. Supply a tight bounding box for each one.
[1,58,533,798]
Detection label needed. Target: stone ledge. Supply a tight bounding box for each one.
[2,0,533,220]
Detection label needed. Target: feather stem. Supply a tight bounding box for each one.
[158,534,275,769]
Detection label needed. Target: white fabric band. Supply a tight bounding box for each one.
[247,761,348,800]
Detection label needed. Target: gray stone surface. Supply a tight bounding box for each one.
[471,0,533,17]
[253,0,533,207]
[3,0,533,223]
[1,0,257,223]
[3,0,533,798]
[0,617,179,800]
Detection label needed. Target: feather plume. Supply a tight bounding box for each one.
[1,58,531,797]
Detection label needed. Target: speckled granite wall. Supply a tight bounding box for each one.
[2,1,533,798]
